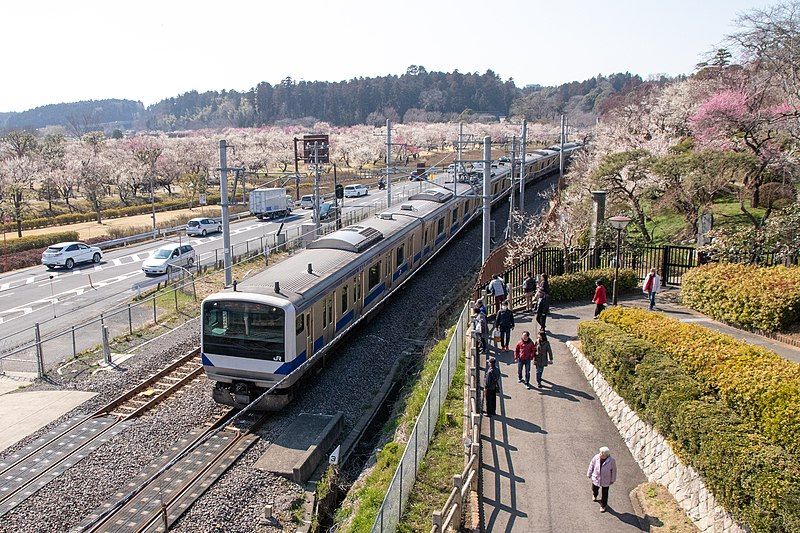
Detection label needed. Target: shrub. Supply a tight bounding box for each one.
[681,263,800,332]
[577,321,800,531]
[549,268,638,302]
[599,306,800,454]
[1,231,80,254]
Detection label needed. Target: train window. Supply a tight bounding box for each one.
[353,276,360,303]
[296,314,304,335]
[424,228,429,244]
[341,285,348,313]
[322,300,327,328]
[396,244,405,267]
[368,261,381,290]
[437,218,445,235]
[451,208,458,224]
[327,297,333,327]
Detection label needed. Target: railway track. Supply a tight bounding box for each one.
[0,349,203,518]
[76,409,264,533]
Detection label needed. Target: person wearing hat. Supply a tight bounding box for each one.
[484,356,501,417]
[592,279,607,318]
[586,446,617,512]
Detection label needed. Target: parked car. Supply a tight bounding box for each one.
[313,202,339,222]
[141,243,196,276]
[186,217,221,236]
[42,241,102,270]
[300,195,315,209]
[343,184,368,198]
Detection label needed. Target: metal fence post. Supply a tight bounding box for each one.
[153,297,157,324]
[102,325,111,364]
[128,304,133,334]
[174,288,178,312]
[71,325,77,359]
[34,322,44,378]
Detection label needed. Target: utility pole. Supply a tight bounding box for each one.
[482,136,491,264]
[333,163,341,230]
[386,119,392,208]
[519,119,527,213]
[456,122,463,189]
[559,114,566,184]
[219,139,233,287]
[150,173,156,237]
[314,142,321,232]
[507,136,516,237]
[293,137,301,200]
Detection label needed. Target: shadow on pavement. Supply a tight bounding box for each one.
[538,379,595,402]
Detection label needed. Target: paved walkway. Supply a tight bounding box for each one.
[480,307,647,533]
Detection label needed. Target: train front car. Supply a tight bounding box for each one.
[201,291,299,410]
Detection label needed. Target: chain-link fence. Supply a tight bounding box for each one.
[0,185,433,378]
[371,303,470,533]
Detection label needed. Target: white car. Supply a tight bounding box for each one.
[142,243,196,276]
[42,241,102,270]
[300,195,315,209]
[343,184,368,198]
[186,217,221,236]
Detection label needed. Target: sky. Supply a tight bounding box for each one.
[0,0,786,113]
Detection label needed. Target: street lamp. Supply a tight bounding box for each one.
[608,215,632,305]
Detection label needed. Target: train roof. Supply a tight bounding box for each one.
[234,182,478,308]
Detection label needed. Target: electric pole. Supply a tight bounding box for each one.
[293,137,301,200]
[507,136,516,237]
[519,119,527,213]
[386,119,392,208]
[219,140,233,287]
[482,136,491,264]
[559,114,566,184]
[314,142,321,232]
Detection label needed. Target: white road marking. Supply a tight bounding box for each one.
[113,258,123,266]
[25,277,35,285]
[0,291,15,299]
[0,283,9,291]
[36,279,62,288]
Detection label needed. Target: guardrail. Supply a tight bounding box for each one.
[431,306,481,532]
[370,302,470,533]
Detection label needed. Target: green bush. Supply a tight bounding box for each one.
[599,307,800,454]
[577,321,800,531]
[1,231,80,254]
[681,263,800,332]
[550,268,638,302]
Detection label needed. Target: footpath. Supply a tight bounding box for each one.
[479,291,800,532]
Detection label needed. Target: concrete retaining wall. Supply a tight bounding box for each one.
[566,341,747,533]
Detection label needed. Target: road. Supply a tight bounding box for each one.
[0,177,439,370]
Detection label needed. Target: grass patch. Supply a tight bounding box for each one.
[634,483,697,532]
[336,329,457,532]
[397,353,465,532]
[646,197,766,245]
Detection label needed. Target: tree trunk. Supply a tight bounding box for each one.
[95,202,102,224]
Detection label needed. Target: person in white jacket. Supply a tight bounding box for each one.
[643,268,662,310]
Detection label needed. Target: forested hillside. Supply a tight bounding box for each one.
[0,99,144,134]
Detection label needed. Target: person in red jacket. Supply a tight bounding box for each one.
[592,279,607,318]
[514,331,536,388]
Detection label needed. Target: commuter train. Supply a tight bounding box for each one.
[200,142,581,409]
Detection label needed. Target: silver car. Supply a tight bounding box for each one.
[141,243,196,276]
[42,241,102,270]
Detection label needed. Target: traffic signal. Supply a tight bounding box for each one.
[335,184,344,199]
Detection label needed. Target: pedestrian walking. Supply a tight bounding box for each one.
[592,279,607,318]
[513,331,536,388]
[472,306,489,356]
[533,330,553,387]
[643,268,662,310]
[587,446,617,512]
[484,356,501,417]
[539,273,550,299]
[496,303,515,350]
[523,272,537,312]
[473,298,487,316]
[536,291,550,330]
[488,275,508,315]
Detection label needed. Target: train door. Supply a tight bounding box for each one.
[322,294,334,344]
[352,273,363,317]
[305,311,314,357]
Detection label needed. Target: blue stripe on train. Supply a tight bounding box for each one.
[336,310,354,332]
[201,352,214,366]
[392,263,409,281]
[275,349,306,375]
[413,251,422,263]
[313,335,324,352]
[435,234,445,245]
[364,283,385,307]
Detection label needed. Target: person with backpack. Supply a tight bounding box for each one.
[495,302,515,350]
[592,279,607,318]
[523,272,537,312]
[472,306,489,356]
[484,356,501,417]
[534,329,554,388]
[488,274,508,315]
[513,331,536,388]
[587,446,617,513]
[643,268,662,311]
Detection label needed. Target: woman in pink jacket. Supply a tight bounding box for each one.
[586,446,616,512]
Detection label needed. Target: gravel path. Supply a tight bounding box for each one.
[0,177,554,532]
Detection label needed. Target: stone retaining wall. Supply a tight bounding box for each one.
[566,341,747,533]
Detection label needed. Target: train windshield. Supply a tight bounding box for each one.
[202,300,285,362]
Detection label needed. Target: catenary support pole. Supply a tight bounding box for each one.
[386,119,392,208]
[482,136,491,264]
[508,136,516,237]
[293,137,300,201]
[559,114,565,185]
[314,143,321,233]
[519,119,527,213]
[219,139,233,287]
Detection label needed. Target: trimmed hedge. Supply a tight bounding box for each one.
[1,231,80,254]
[599,306,800,454]
[0,194,222,232]
[578,320,800,531]
[549,268,638,302]
[681,263,800,332]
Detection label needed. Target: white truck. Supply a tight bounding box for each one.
[249,188,293,220]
